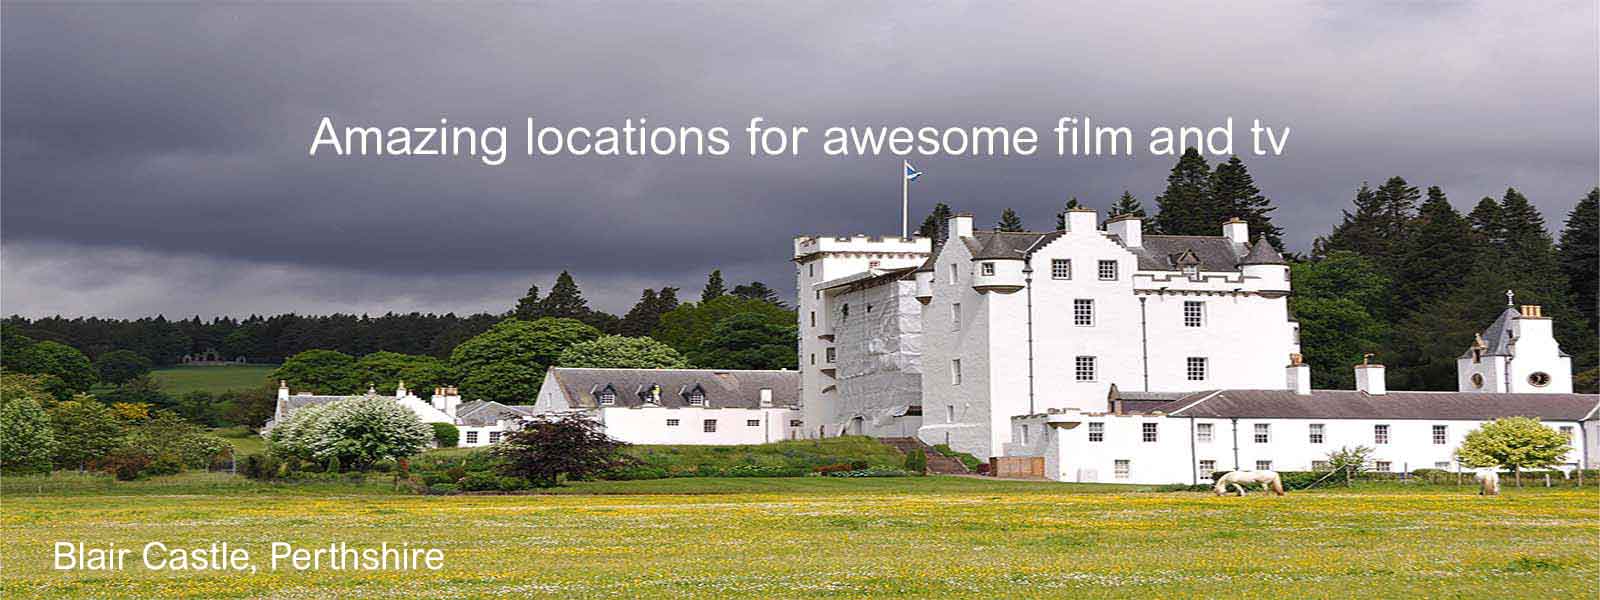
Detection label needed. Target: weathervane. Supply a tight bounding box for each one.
[1505,289,1515,306]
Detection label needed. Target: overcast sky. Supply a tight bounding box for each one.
[3,2,1596,319]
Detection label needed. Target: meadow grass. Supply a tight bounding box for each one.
[148,365,277,395]
[1,475,1593,598]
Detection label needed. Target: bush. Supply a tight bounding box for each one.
[241,454,279,480]
[932,444,984,471]
[459,471,503,492]
[848,459,870,470]
[267,394,432,469]
[494,413,628,487]
[143,454,184,477]
[326,455,342,474]
[427,483,460,495]
[903,449,927,475]
[97,447,154,481]
[431,423,460,448]
[813,463,853,475]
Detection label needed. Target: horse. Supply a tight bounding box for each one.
[1213,470,1286,496]
[1475,470,1500,496]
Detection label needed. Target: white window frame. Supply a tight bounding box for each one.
[1073,299,1095,327]
[1432,425,1447,445]
[1197,423,1214,443]
[981,262,995,276]
[825,347,836,363]
[1113,459,1131,479]
[946,405,955,423]
[1308,423,1324,444]
[1183,301,1204,328]
[1141,422,1158,443]
[1253,423,1270,444]
[666,418,680,427]
[687,392,706,407]
[951,358,962,385]
[464,431,479,445]
[1074,356,1097,382]
[1198,459,1216,479]
[599,392,616,406]
[703,419,717,433]
[1088,422,1104,442]
[951,303,961,331]
[1051,259,1071,280]
[1255,460,1273,471]
[1374,424,1390,445]
[1186,357,1208,381]
[948,263,958,285]
[1374,460,1392,472]
[1097,260,1118,281]
[746,419,761,427]
[1312,460,1331,471]
[489,431,502,444]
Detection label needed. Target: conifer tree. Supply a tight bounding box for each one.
[539,271,590,320]
[1497,188,1560,280]
[1209,156,1284,249]
[617,289,661,338]
[1108,191,1145,218]
[702,270,727,302]
[1468,196,1503,249]
[1315,180,1411,269]
[1558,188,1598,331]
[1151,148,1212,235]
[1054,197,1084,230]
[917,203,953,241]
[1393,186,1476,314]
[513,285,543,320]
[656,287,681,314]
[996,208,1025,232]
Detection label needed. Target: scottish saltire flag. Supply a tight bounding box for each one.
[904,161,923,181]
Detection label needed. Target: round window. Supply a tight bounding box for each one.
[1528,372,1551,387]
[1470,373,1484,389]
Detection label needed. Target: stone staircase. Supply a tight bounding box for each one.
[879,437,971,475]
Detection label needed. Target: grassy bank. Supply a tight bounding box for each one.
[149,364,276,395]
[1,476,1592,598]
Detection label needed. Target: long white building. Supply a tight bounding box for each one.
[532,368,803,444]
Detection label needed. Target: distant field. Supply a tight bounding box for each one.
[149,364,276,395]
[1,474,1593,598]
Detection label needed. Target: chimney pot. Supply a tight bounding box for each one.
[1355,362,1387,396]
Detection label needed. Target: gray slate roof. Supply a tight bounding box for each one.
[456,400,536,426]
[915,222,1274,274]
[970,231,1061,260]
[1131,389,1599,421]
[1461,307,1521,359]
[1239,237,1287,265]
[1122,235,1248,271]
[546,367,799,410]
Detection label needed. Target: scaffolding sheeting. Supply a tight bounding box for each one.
[834,280,923,426]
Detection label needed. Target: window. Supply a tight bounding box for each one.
[1088,422,1104,442]
[1528,371,1551,387]
[703,419,717,433]
[1051,259,1071,279]
[951,303,961,331]
[1097,260,1118,281]
[1114,459,1131,479]
[1311,460,1331,471]
[666,418,680,427]
[868,260,880,270]
[1182,265,1199,280]
[1075,356,1097,382]
[1253,423,1270,444]
[1073,299,1095,326]
[1198,460,1216,479]
[1197,423,1214,443]
[1142,422,1159,443]
[687,391,706,406]
[1183,301,1204,327]
[825,347,836,363]
[489,431,502,444]
[747,419,761,427]
[1434,461,1451,469]
[1186,357,1207,381]
[946,405,955,423]
[1374,461,1392,472]
[760,388,773,407]
[1470,373,1484,388]
[1374,424,1390,445]
[1432,425,1447,445]
[464,431,479,445]
[948,263,958,284]
[981,262,995,276]
[599,392,616,406]
[1255,460,1272,471]
[1560,426,1574,442]
[808,264,814,277]
[841,303,849,321]
[951,359,962,385]
[789,419,803,427]
[809,311,816,327]
[1308,423,1325,444]
[809,353,815,365]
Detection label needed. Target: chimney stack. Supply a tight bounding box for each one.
[1106,214,1142,247]
[1286,353,1311,395]
[1065,208,1098,233]
[1223,218,1249,246]
[947,212,974,239]
[1354,354,1386,396]
[278,380,289,401]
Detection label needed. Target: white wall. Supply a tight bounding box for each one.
[598,407,803,445]
[1017,412,1591,485]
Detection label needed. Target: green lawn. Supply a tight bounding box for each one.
[1,474,1593,598]
[148,364,277,395]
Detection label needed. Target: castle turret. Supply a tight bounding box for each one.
[1457,293,1573,393]
[1239,237,1290,296]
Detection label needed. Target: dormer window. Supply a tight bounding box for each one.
[596,384,617,406]
[1182,265,1199,280]
[640,384,662,405]
[684,384,707,406]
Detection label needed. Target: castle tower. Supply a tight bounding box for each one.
[1457,292,1573,393]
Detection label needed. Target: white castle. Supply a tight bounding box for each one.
[797,210,1595,483]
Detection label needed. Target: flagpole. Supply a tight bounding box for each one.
[901,160,909,239]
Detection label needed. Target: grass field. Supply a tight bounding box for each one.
[148,365,276,395]
[2,475,1594,598]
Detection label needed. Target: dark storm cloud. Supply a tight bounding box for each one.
[3,2,1596,317]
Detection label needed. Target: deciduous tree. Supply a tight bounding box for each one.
[557,335,690,369]
[271,349,359,394]
[494,413,628,487]
[1455,417,1570,485]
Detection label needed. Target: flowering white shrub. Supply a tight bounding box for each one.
[267,394,432,469]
